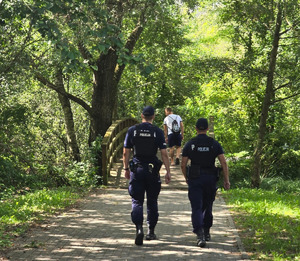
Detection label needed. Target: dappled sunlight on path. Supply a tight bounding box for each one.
[2,158,250,260]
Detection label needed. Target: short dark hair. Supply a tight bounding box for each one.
[143,115,154,121]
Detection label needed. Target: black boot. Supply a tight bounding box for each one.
[204,228,211,241]
[146,227,157,240]
[135,224,144,245]
[196,229,206,248]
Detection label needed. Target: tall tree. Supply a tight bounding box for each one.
[118,4,195,116]
[1,0,198,180]
[55,69,81,162]
[219,0,300,187]
[26,0,196,139]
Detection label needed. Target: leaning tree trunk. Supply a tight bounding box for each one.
[55,70,81,162]
[251,3,282,188]
[35,70,82,162]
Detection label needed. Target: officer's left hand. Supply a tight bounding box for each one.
[165,172,171,184]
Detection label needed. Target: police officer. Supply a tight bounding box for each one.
[181,118,230,247]
[123,106,171,246]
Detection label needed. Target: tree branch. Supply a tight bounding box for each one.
[34,72,93,116]
[114,24,144,83]
[114,1,155,82]
[77,40,94,67]
[273,81,291,91]
[279,28,291,36]
[272,92,300,104]
[2,24,34,74]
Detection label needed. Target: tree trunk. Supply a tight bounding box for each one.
[87,25,143,184]
[89,50,118,141]
[55,70,81,162]
[89,24,144,142]
[251,3,282,188]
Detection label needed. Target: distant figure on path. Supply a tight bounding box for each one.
[163,107,184,166]
[181,118,230,248]
[123,106,171,246]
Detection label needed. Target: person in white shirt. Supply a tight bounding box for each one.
[163,107,184,165]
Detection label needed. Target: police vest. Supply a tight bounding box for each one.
[189,136,215,168]
[133,124,157,159]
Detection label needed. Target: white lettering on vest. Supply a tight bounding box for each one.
[197,147,210,152]
[139,133,151,137]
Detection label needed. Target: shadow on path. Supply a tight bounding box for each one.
[2,159,250,261]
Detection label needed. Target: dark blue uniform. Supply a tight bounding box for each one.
[124,122,166,230]
[182,134,224,235]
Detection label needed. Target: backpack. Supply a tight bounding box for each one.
[169,115,180,135]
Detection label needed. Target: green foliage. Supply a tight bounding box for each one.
[218,0,300,186]
[0,0,299,206]
[2,0,202,195]
[220,150,300,190]
[0,85,100,193]
[263,148,300,180]
[118,2,197,118]
[31,135,101,188]
[63,161,98,187]
[0,156,23,190]
[260,177,300,195]
[222,188,300,260]
[0,187,85,249]
[224,152,252,188]
[58,135,101,187]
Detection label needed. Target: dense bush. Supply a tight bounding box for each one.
[261,177,300,195]
[63,160,98,187]
[0,156,24,188]
[0,138,101,199]
[224,151,252,188]
[222,150,300,189]
[265,149,300,180]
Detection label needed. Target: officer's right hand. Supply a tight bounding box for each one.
[124,169,130,180]
[223,181,230,190]
[165,172,171,184]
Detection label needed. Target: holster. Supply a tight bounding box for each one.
[153,159,163,175]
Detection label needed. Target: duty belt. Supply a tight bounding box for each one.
[129,160,162,174]
[187,165,220,179]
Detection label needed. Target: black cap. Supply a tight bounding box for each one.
[196,118,208,130]
[142,106,155,116]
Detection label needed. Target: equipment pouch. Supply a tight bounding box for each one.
[186,165,191,179]
[129,160,137,173]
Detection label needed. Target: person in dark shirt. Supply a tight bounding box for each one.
[181,118,230,247]
[123,106,171,246]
